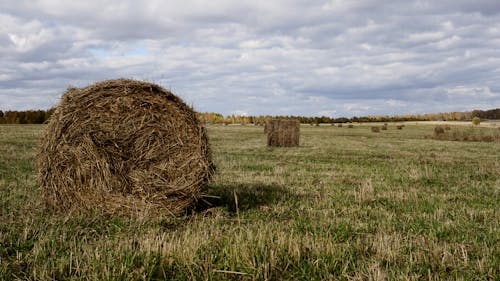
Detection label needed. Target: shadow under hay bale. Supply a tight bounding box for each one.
[266,119,300,147]
[37,79,215,216]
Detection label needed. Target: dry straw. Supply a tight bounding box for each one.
[37,79,215,216]
[434,126,445,135]
[266,119,300,147]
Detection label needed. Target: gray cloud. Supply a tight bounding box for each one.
[1,0,499,117]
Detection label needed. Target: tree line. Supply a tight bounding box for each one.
[197,108,500,125]
[0,109,55,124]
[1,108,498,125]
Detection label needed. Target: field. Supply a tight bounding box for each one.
[0,123,499,280]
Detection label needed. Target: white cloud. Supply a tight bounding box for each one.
[317,110,337,117]
[435,35,461,49]
[0,0,500,116]
[230,110,248,116]
[407,31,445,43]
[446,86,498,98]
[386,99,408,108]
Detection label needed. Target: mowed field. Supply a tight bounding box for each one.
[0,123,499,280]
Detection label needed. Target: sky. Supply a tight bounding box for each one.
[1,0,500,117]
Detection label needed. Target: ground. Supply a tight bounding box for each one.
[0,123,499,280]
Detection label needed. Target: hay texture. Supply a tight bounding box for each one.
[434,126,445,135]
[266,119,300,147]
[37,79,214,215]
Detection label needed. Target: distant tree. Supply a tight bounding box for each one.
[4,111,17,123]
[472,117,480,126]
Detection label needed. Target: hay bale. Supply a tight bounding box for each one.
[371,126,380,133]
[396,125,403,130]
[347,124,354,128]
[37,79,215,215]
[434,126,445,135]
[266,119,300,147]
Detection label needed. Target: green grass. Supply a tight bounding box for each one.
[1,123,499,280]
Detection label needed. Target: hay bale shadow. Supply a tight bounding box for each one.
[196,183,292,213]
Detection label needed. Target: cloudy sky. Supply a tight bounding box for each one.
[1,0,500,117]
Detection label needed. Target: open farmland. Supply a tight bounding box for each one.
[0,123,499,280]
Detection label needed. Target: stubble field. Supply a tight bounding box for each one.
[0,123,499,280]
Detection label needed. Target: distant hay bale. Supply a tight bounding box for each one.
[396,125,403,130]
[266,119,300,147]
[348,124,354,128]
[37,79,215,215]
[337,124,343,128]
[434,126,445,135]
[371,126,380,133]
[381,125,388,130]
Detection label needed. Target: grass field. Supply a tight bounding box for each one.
[0,123,499,280]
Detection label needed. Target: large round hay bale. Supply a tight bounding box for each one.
[37,79,215,215]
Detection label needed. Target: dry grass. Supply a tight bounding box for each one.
[36,79,214,216]
[1,123,499,280]
[431,126,500,142]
